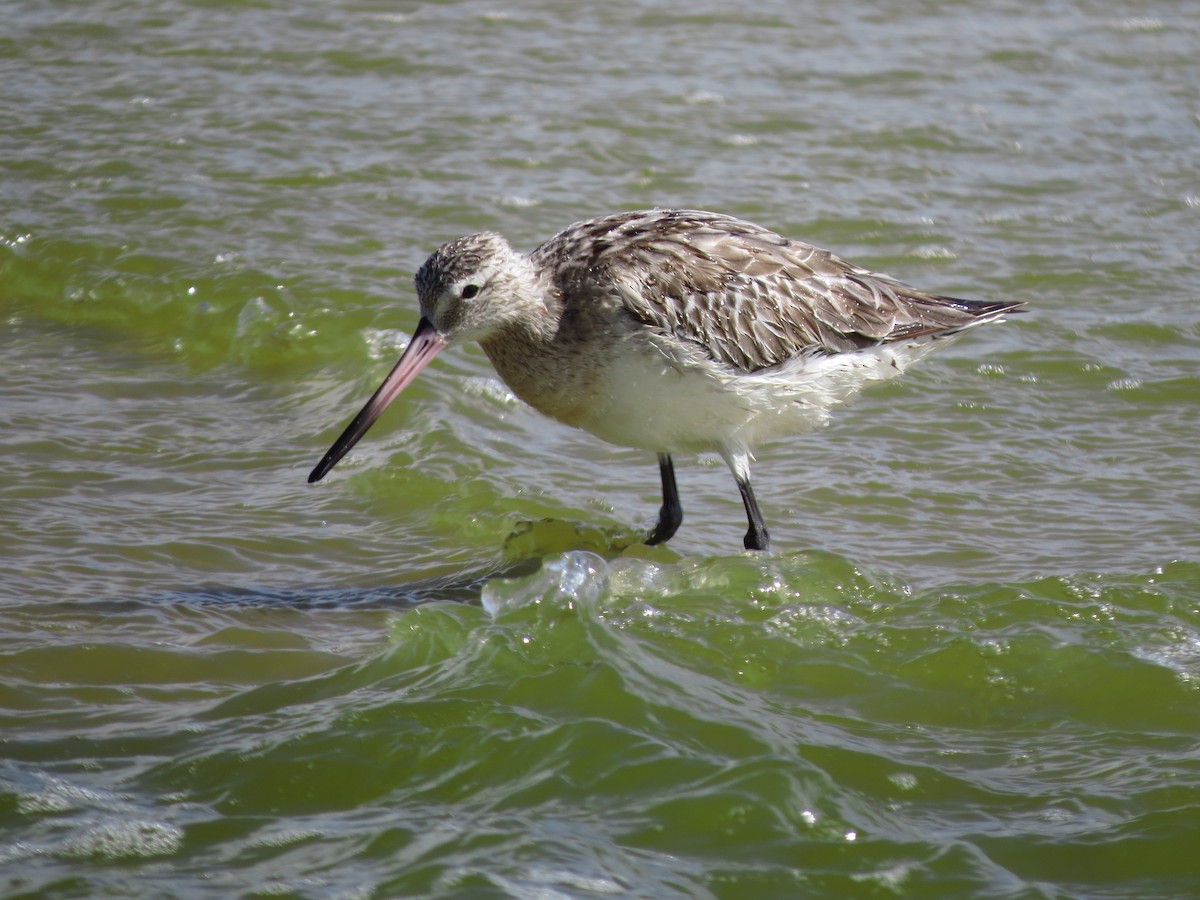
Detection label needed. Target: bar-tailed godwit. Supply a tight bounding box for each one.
[309,209,1023,551]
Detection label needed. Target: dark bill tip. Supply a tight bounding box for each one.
[307,318,447,483]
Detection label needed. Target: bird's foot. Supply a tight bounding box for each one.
[743,525,770,552]
[645,507,682,546]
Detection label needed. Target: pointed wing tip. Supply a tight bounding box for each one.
[993,299,1029,315]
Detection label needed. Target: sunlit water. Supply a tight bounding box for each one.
[3,1,1199,896]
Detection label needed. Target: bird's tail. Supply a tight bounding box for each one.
[885,297,1027,343]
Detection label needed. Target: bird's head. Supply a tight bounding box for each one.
[307,230,536,484]
[415,231,536,344]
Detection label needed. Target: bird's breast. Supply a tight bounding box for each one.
[480,329,606,428]
[481,326,756,453]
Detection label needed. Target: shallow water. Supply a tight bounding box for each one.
[3,0,1199,896]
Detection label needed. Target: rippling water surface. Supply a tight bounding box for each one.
[3,1,1199,896]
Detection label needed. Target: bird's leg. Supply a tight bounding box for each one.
[735,475,770,551]
[721,447,770,551]
[645,453,682,545]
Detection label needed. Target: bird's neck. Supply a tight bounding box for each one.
[477,274,598,424]
[489,261,562,348]
[478,305,556,367]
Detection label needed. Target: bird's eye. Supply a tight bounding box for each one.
[461,284,480,300]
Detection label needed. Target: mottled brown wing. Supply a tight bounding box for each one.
[536,209,1018,373]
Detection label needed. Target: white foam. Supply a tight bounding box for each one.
[60,820,183,860]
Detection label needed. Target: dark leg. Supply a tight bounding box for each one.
[646,453,683,545]
[735,473,770,552]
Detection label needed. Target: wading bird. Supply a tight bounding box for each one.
[309,209,1023,551]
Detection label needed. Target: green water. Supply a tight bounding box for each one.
[3,0,1199,896]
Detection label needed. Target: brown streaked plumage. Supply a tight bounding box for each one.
[310,209,1025,551]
